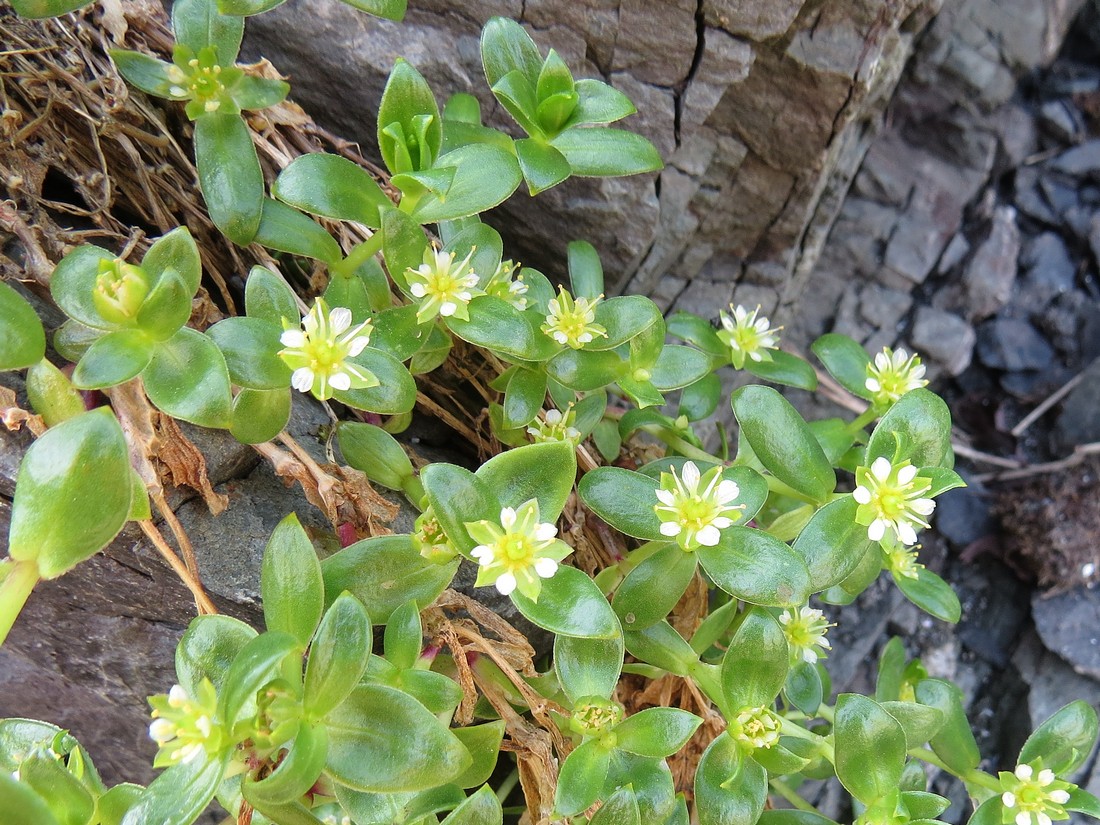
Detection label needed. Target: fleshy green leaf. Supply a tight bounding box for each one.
[10,0,91,18]
[321,535,459,624]
[338,0,406,19]
[555,634,624,705]
[409,144,523,223]
[792,495,875,592]
[785,660,823,715]
[732,385,836,503]
[510,565,620,639]
[245,266,299,328]
[273,153,392,229]
[325,683,470,792]
[218,631,301,727]
[0,281,46,370]
[880,701,945,748]
[121,753,229,825]
[866,389,953,470]
[71,329,153,389]
[503,367,547,430]
[834,694,907,805]
[175,614,257,696]
[566,79,636,128]
[243,723,328,805]
[143,327,233,428]
[440,785,503,825]
[304,592,372,717]
[334,347,417,415]
[745,350,818,391]
[230,388,290,444]
[515,137,571,194]
[613,543,697,631]
[811,333,873,400]
[25,360,84,427]
[650,345,713,391]
[262,513,324,646]
[614,707,702,758]
[553,739,612,817]
[697,527,812,607]
[480,17,542,91]
[378,59,442,174]
[338,421,415,491]
[552,127,662,176]
[172,0,243,65]
[7,408,132,579]
[894,567,961,623]
[720,607,788,710]
[695,734,765,825]
[590,786,641,825]
[110,49,177,96]
[1018,700,1099,776]
[194,113,263,245]
[254,199,342,264]
[206,316,287,389]
[49,245,117,330]
[568,240,604,300]
[475,440,576,523]
[915,679,981,774]
[421,463,501,555]
[451,723,506,789]
[623,621,697,676]
[578,466,664,540]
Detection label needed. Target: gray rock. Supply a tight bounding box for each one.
[938,232,971,275]
[1052,139,1100,177]
[975,318,1056,371]
[1019,232,1077,310]
[1090,214,1100,267]
[1039,99,1087,145]
[1032,587,1100,681]
[910,306,977,376]
[1014,166,1061,226]
[964,206,1019,321]
[933,480,994,548]
[1054,357,1100,447]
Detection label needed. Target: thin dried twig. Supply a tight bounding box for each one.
[972,442,1100,484]
[138,520,217,615]
[1010,371,1086,437]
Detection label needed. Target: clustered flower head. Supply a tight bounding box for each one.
[853,456,936,546]
[542,287,607,349]
[778,605,834,665]
[485,259,529,310]
[148,680,223,768]
[527,406,582,445]
[465,499,572,601]
[278,299,377,401]
[999,761,1075,825]
[654,461,744,551]
[716,304,780,369]
[569,696,625,739]
[405,245,482,324]
[733,705,782,752]
[882,538,924,580]
[865,347,928,406]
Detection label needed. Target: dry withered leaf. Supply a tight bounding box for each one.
[0,386,46,436]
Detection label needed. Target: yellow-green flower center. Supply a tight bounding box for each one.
[93,259,149,324]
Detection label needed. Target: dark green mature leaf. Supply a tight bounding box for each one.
[422,463,500,555]
[218,631,301,726]
[217,0,286,15]
[10,0,90,17]
[1019,700,1099,776]
[335,347,417,414]
[18,751,95,825]
[568,240,604,299]
[613,543,697,631]
[698,527,811,607]
[515,138,571,194]
[304,592,371,718]
[7,408,132,579]
[0,280,45,370]
[915,679,981,774]
[679,373,722,422]
[446,296,556,361]
[322,535,459,624]
[451,723,506,789]
[71,329,152,389]
[1068,789,1100,819]
[732,385,836,503]
[695,734,765,825]
[262,514,324,646]
[245,266,299,328]
[834,694,907,805]
[623,621,697,676]
[172,0,243,65]
[512,566,620,639]
[590,295,662,351]
[175,614,257,696]
[555,634,624,705]
[578,466,664,540]
[651,345,713,391]
[121,753,229,825]
[194,113,263,245]
[480,17,542,90]
[273,153,392,228]
[503,367,547,430]
[254,199,342,264]
[866,389,953,469]
[966,797,1003,825]
[566,79,636,128]
[244,723,328,804]
[590,786,641,825]
[111,50,177,96]
[547,348,627,390]
[325,684,470,792]
[793,495,875,592]
[720,608,788,711]
[760,812,840,825]
[135,269,192,342]
[880,701,945,748]
[338,422,415,491]
[337,0,406,18]
[812,334,873,400]
[552,127,662,176]
[144,327,233,428]
[476,440,576,522]
[745,350,818,390]
[785,660,823,715]
[554,739,612,817]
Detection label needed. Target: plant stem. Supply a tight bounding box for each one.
[494,767,520,804]
[642,426,719,463]
[908,748,1001,792]
[770,778,819,813]
[0,559,40,647]
[846,406,879,435]
[330,232,384,279]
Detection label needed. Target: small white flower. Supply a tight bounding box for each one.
[147,680,223,769]
[405,246,482,324]
[853,456,936,546]
[527,406,583,445]
[278,298,377,401]
[654,461,745,551]
[865,347,928,405]
[778,605,835,664]
[998,760,1076,825]
[465,500,572,601]
[716,304,781,369]
[541,288,607,349]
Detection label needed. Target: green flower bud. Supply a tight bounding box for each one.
[93,259,150,326]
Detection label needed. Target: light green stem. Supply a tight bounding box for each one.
[908,748,1001,792]
[0,559,40,647]
[642,426,719,463]
[329,231,384,279]
[846,406,879,435]
[770,778,820,813]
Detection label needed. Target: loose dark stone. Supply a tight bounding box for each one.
[1054,357,1100,448]
[975,317,1056,371]
[934,479,995,548]
[1051,138,1100,177]
[1032,587,1100,681]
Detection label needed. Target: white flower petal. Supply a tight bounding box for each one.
[409,283,427,298]
[715,480,740,503]
[1050,791,1070,804]
[868,519,886,542]
[168,685,188,705]
[898,522,918,546]
[329,307,352,333]
[655,489,676,506]
[439,301,457,317]
[897,464,918,484]
[292,367,315,392]
[1037,814,1051,825]
[696,525,721,546]
[865,377,881,392]
[853,486,872,505]
[280,329,306,347]
[681,461,700,489]
[911,498,936,515]
[494,572,517,595]
[1016,813,1032,825]
[346,336,370,357]
[1037,770,1055,785]
[534,558,558,578]
[329,371,352,391]
[534,523,557,541]
[871,456,892,481]
[711,517,733,529]
[500,507,517,529]
[659,521,682,537]
[1016,765,1034,781]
